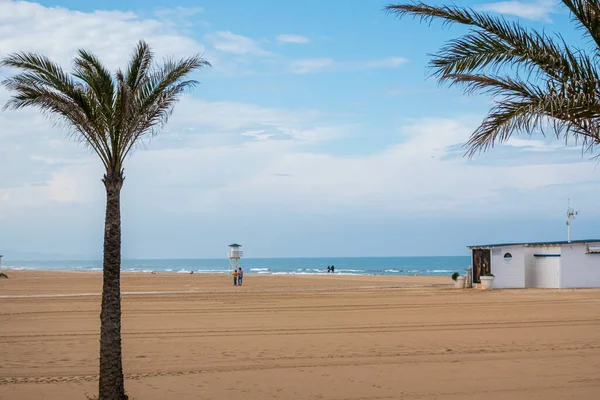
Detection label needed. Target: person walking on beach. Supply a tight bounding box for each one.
[232,269,238,286]
[331,265,335,274]
[327,265,331,274]
[238,267,244,286]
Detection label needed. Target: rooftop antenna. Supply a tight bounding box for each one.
[566,199,579,243]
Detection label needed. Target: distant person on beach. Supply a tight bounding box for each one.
[232,269,238,286]
[327,266,331,274]
[238,267,244,286]
[331,265,335,273]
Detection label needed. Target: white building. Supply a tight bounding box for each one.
[467,240,600,289]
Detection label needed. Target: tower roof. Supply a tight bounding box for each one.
[228,243,242,247]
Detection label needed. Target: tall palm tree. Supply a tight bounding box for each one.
[1,41,209,400]
[385,1,600,157]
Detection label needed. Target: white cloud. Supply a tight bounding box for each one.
[154,115,594,218]
[204,31,272,56]
[477,0,556,21]
[2,94,594,222]
[152,6,208,30]
[288,58,335,74]
[164,97,325,135]
[0,1,401,78]
[288,56,407,74]
[504,137,579,152]
[276,34,310,44]
[0,1,206,70]
[359,57,407,68]
[154,6,204,18]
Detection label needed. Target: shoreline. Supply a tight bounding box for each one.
[0,267,464,277]
[1,268,444,276]
[0,270,452,297]
[0,255,471,277]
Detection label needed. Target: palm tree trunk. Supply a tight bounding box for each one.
[99,171,125,400]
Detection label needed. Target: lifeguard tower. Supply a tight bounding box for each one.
[228,244,243,273]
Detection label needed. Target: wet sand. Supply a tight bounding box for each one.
[1,270,600,399]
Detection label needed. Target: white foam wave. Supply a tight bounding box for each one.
[1,262,463,277]
[194,270,227,274]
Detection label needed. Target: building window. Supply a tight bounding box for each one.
[503,252,512,263]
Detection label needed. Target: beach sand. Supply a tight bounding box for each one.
[1,270,600,399]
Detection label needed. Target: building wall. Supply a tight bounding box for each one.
[524,247,535,287]
[525,246,561,288]
[491,246,525,288]
[560,243,600,288]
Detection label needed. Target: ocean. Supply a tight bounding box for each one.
[1,256,471,277]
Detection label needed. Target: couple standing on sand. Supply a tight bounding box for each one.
[327,265,335,274]
[232,267,244,286]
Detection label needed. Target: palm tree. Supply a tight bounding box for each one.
[1,41,209,400]
[385,1,600,157]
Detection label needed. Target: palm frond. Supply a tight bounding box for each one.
[1,52,73,92]
[460,74,600,156]
[1,53,112,168]
[562,0,600,50]
[465,99,547,157]
[72,50,117,157]
[1,43,210,174]
[117,54,210,163]
[124,40,154,90]
[467,97,600,158]
[387,3,581,82]
[386,1,600,157]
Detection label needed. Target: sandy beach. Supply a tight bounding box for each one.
[1,271,600,399]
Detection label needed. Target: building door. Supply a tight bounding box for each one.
[528,255,560,288]
[472,249,491,284]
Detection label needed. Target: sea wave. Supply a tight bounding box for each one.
[0,258,470,277]
[194,269,228,274]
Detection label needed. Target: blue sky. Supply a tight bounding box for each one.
[0,0,599,259]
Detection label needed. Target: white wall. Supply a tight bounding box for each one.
[560,243,600,288]
[525,246,561,288]
[491,246,525,288]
